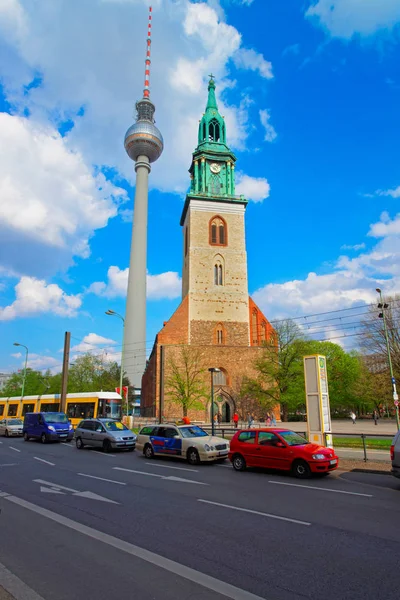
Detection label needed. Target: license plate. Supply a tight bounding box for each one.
[218,451,228,456]
[330,459,337,465]
[59,434,67,438]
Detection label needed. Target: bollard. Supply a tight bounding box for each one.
[361,433,367,462]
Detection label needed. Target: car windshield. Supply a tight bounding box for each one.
[278,431,310,446]
[103,420,128,431]
[44,413,68,424]
[9,419,23,425]
[180,426,208,438]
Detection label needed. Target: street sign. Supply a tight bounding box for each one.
[394,400,399,407]
[392,377,396,383]
[394,392,399,401]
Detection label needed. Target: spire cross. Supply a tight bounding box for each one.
[208,73,215,80]
[143,6,153,99]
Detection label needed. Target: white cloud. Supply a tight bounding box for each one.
[27,353,60,372]
[0,277,81,321]
[235,173,270,202]
[233,48,273,79]
[340,243,365,251]
[375,186,400,198]
[0,113,126,277]
[259,109,277,142]
[11,352,22,358]
[253,211,400,324]
[70,332,118,353]
[306,0,400,39]
[88,266,182,300]
[0,0,273,199]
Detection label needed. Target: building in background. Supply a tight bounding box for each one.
[141,77,277,422]
[0,372,12,393]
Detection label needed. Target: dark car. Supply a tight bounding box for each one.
[229,428,338,478]
[23,412,74,443]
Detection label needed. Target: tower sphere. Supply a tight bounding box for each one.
[124,120,164,163]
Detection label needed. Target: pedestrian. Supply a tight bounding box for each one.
[217,412,222,425]
[265,413,271,427]
[373,410,379,426]
[213,414,218,428]
[247,413,253,428]
[250,413,255,428]
[350,411,356,425]
[271,412,277,427]
[233,412,239,429]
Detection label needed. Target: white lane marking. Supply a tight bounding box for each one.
[114,467,161,478]
[216,464,231,468]
[0,560,46,600]
[0,491,10,497]
[0,441,3,444]
[9,446,21,453]
[198,499,311,527]
[33,479,119,503]
[145,462,198,473]
[0,464,17,467]
[61,442,73,448]
[92,451,116,457]
[4,494,266,600]
[78,473,126,486]
[34,457,55,466]
[114,467,208,486]
[40,486,65,495]
[268,480,373,497]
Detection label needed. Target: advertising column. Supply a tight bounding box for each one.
[303,355,333,448]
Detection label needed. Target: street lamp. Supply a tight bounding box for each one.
[376,288,399,430]
[105,310,127,417]
[13,342,28,398]
[208,368,220,436]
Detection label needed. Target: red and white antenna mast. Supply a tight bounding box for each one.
[143,6,152,99]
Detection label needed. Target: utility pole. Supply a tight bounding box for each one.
[60,331,71,414]
[376,288,399,430]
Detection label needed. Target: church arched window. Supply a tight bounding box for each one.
[208,119,220,142]
[214,323,225,345]
[260,321,267,343]
[209,216,227,246]
[213,368,227,385]
[252,310,258,345]
[203,122,206,141]
[214,262,223,286]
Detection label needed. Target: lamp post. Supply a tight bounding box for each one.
[105,310,127,417]
[13,342,28,398]
[208,368,220,436]
[376,288,399,430]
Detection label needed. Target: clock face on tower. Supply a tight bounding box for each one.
[209,162,221,174]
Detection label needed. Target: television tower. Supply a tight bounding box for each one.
[123,6,163,389]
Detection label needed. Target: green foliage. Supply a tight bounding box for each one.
[165,346,208,417]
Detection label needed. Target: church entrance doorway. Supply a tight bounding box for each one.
[222,401,231,423]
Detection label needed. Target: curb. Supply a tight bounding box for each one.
[349,468,392,475]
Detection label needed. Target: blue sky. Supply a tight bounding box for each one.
[1,0,400,374]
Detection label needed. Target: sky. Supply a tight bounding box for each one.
[1,0,400,375]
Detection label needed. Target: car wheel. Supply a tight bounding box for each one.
[5,429,9,438]
[23,432,30,442]
[76,437,84,449]
[103,440,112,453]
[187,448,200,465]
[292,459,311,479]
[232,454,246,471]
[41,433,47,444]
[144,444,154,459]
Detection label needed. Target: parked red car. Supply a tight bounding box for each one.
[229,428,338,478]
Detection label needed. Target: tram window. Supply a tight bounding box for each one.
[40,403,60,413]
[67,402,95,420]
[0,405,4,416]
[22,403,35,415]
[8,404,18,417]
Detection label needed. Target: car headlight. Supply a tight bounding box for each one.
[48,426,56,432]
[69,424,73,430]
[204,444,215,451]
[312,453,326,460]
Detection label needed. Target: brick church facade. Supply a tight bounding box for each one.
[141,77,276,422]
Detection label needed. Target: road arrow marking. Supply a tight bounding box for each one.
[165,476,208,485]
[34,479,119,503]
[40,486,65,495]
[73,491,119,503]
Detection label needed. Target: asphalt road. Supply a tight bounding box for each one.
[1,436,400,600]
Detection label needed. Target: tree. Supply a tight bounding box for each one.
[1,369,54,397]
[361,294,400,380]
[67,354,129,393]
[244,319,308,421]
[230,375,267,420]
[164,346,208,417]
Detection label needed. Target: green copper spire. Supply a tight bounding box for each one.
[206,74,218,111]
[197,75,227,148]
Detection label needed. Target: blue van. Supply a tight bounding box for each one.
[23,412,74,443]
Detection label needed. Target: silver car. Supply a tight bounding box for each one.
[75,418,136,453]
[391,431,400,479]
[0,418,23,437]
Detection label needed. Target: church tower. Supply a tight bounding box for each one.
[141,77,275,421]
[181,76,250,347]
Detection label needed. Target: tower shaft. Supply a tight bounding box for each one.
[124,156,150,388]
